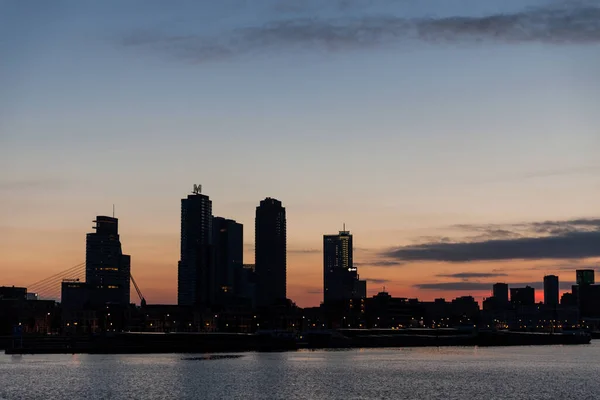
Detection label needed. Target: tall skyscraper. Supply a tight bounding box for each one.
[178,185,213,307]
[543,275,559,306]
[212,216,243,306]
[323,228,366,304]
[255,197,286,307]
[86,216,131,306]
[493,283,509,304]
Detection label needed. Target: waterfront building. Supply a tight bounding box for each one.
[178,185,214,307]
[86,216,131,306]
[510,286,535,307]
[492,283,509,305]
[323,227,367,304]
[543,275,559,307]
[212,216,243,306]
[255,198,286,307]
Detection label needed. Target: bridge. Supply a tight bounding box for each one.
[27,263,145,305]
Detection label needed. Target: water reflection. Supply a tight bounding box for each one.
[0,345,599,399]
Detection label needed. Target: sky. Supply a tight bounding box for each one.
[1,0,599,307]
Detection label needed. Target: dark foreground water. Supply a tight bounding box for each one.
[2,344,600,399]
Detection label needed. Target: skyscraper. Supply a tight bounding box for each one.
[178,186,213,307]
[323,228,365,304]
[85,216,131,306]
[543,275,559,307]
[212,216,243,306]
[493,283,509,304]
[255,197,286,307]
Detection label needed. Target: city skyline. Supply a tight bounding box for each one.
[4,185,599,307]
[2,0,600,307]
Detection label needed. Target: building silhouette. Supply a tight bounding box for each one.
[510,286,535,307]
[86,216,130,306]
[255,197,286,307]
[572,269,600,318]
[576,269,595,286]
[178,186,213,307]
[543,275,559,306]
[323,228,366,304]
[212,216,243,306]
[493,283,509,305]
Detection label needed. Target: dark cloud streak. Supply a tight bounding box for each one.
[120,3,600,63]
[365,278,392,284]
[354,260,405,267]
[385,218,600,262]
[415,281,576,291]
[437,272,508,279]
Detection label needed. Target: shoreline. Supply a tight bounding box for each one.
[4,330,592,355]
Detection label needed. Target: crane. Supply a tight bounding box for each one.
[130,274,146,307]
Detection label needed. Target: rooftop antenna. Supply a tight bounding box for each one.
[343,222,346,232]
[112,204,115,218]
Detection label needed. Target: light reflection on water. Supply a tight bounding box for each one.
[1,344,600,399]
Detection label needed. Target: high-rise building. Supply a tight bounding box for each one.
[85,216,131,306]
[492,283,509,304]
[178,186,213,307]
[323,228,366,304]
[576,269,595,286]
[212,216,243,306]
[510,286,535,307]
[543,275,559,307]
[255,197,286,307]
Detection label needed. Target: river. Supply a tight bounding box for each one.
[2,344,599,399]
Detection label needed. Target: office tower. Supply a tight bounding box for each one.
[255,198,286,307]
[178,186,213,307]
[492,283,509,304]
[323,228,366,304]
[543,275,559,307]
[85,216,131,306]
[576,270,595,286]
[212,217,243,306]
[510,286,535,306]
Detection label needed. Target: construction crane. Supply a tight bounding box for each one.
[130,274,146,307]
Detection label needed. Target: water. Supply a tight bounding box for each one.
[2,344,600,399]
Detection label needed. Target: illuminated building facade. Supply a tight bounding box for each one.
[323,228,366,304]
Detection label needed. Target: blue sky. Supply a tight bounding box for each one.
[1,0,599,305]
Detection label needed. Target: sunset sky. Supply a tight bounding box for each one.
[1,0,599,307]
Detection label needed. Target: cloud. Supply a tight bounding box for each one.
[119,2,600,63]
[437,272,508,279]
[365,278,392,284]
[539,261,600,271]
[354,260,405,267]
[415,281,576,291]
[385,218,600,262]
[306,288,322,294]
[484,165,600,184]
[415,282,493,291]
[0,179,67,192]
[288,248,320,254]
[455,218,600,237]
